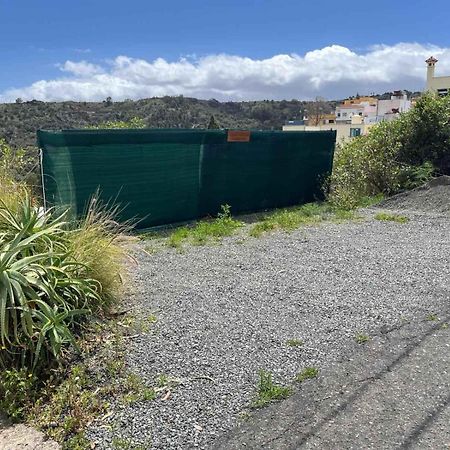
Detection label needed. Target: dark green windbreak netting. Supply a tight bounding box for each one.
[38,129,335,229]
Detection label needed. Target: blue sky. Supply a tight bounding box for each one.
[1,0,450,101]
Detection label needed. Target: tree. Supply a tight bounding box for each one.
[15,98,23,104]
[104,96,113,106]
[207,115,220,129]
[305,96,328,126]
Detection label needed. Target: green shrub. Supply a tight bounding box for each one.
[0,369,37,420]
[398,94,450,172]
[0,197,103,373]
[0,188,125,377]
[329,93,449,208]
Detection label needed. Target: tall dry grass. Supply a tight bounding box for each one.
[67,196,130,307]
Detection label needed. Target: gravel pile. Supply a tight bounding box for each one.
[87,210,450,449]
[379,176,450,214]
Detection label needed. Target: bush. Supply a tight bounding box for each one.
[0,196,103,373]
[399,94,450,172]
[0,180,125,387]
[329,93,450,208]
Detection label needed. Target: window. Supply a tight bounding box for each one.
[437,88,449,97]
[350,128,361,137]
[343,112,347,117]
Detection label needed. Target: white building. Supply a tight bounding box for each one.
[335,97,378,123]
[377,91,411,118]
[426,56,450,96]
[284,91,411,142]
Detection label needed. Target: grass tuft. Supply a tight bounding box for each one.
[68,195,129,306]
[167,204,242,249]
[355,333,370,344]
[251,370,292,408]
[426,314,439,321]
[286,339,304,347]
[374,212,409,223]
[295,367,319,383]
[249,202,358,237]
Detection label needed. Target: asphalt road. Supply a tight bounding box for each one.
[214,310,450,449]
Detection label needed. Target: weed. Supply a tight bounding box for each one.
[355,333,370,344]
[106,360,125,378]
[0,369,37,420]
[155,374,180,391]
[251,370,292,408]
[427,314,439,321]
[332,208,359,222]
[249,202,357,237]
[167,227,190,249]
[286,339,304,347]
[374,212,409,223]
[25,318,156,446]
[166,205,242,249]
[112,437,148,450]
[64,433,91,450]
[156,374,169,387]
[137,314,158,333]
[357,194,385,208]
[295,367,319,383]
[122,373,156,404]
[28,364,107,444]
[441,323,448,329]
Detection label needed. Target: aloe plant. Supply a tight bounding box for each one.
[0,198,102,372]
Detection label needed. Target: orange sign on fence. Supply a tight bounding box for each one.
[227,130,251,142]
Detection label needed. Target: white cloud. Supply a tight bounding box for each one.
[2,43,450,102]
[58,60,104,77]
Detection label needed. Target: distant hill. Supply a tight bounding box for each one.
[0,96,337,149]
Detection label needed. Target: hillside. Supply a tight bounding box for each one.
[0,97,337,149]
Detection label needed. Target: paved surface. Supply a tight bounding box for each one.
[0,415,60,450]
[214,314,450,449]
[86,208,450,449]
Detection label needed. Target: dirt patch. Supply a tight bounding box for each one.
[379,176,450,214]
[0,414,60,450]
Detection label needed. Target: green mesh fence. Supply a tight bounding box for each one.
[38,129,335,229]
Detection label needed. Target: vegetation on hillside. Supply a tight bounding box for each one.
[0,96,337,150]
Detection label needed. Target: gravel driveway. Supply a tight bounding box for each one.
[87,208,450,449]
